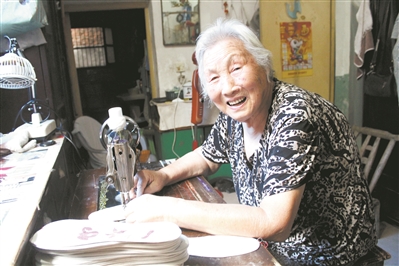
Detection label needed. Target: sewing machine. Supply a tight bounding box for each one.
[100,107,141,208]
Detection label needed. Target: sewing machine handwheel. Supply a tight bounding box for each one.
[124,116,141,148]
[99,116,141,149]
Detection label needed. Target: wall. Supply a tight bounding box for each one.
[334,0,363,127]
[151,0,360,128]
[150,0,260,97]
[334,1,352,117]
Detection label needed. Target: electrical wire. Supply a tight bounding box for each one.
[58,128,88,171]
[171,87,184,159]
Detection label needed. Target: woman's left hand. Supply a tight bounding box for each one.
[124,194,179,223]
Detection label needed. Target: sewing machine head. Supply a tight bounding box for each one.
[100,107,141,208]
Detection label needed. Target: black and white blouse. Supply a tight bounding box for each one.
[202,79,377,265]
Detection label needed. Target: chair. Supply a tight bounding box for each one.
[352,126,399,192]
[351,126,399,265]
[72,116,107,169]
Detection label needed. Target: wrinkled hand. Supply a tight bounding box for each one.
[131,169,168,198]
[124,194,178,223]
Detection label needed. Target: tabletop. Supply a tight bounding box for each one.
[69,165,282,265]
[0,137,65,265]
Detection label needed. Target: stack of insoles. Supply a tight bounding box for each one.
[30,220,189,266]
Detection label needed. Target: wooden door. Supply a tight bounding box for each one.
[260,0,335,101]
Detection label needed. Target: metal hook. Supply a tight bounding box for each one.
[4,35,24,56]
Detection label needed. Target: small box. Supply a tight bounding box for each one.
[150,99,220,131]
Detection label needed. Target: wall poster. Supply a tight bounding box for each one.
[280,21,313,78]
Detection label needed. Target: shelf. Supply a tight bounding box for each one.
[163,11,198,15]
[117,93,146,101]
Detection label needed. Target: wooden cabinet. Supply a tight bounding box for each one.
[155,127,204,159]
[39,140,79,220]
[151,126,232,181]
[259,1,335,101]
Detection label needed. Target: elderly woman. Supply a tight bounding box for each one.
[125,18,376,265]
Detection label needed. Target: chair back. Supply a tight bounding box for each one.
[352,125,399,192]
[72,116,107,169]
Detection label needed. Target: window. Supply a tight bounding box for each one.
[71,27,115,68]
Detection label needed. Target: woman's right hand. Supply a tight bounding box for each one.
[131,169,169,198]
[130,147,217,199]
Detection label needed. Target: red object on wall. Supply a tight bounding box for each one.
[191,52,203,150]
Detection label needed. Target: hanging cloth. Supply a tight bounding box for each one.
[363,5,396,97]
[362,0,399,134]
[354,0,374,79]
[367,0,398,75]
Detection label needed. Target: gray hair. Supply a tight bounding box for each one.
[195,18,273,100]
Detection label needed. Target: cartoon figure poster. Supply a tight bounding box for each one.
[280,21,313,78]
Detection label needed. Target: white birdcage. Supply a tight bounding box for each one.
[0,52,36,89]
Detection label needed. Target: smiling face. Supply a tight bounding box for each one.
[203,38,273,129]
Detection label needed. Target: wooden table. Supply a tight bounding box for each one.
[69,167,281,265]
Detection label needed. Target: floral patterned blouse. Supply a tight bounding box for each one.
[201,79,377,265]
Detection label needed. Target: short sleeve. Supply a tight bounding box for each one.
[261,87,322,196]
[201,113,230,164]
[265,116,319,194]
